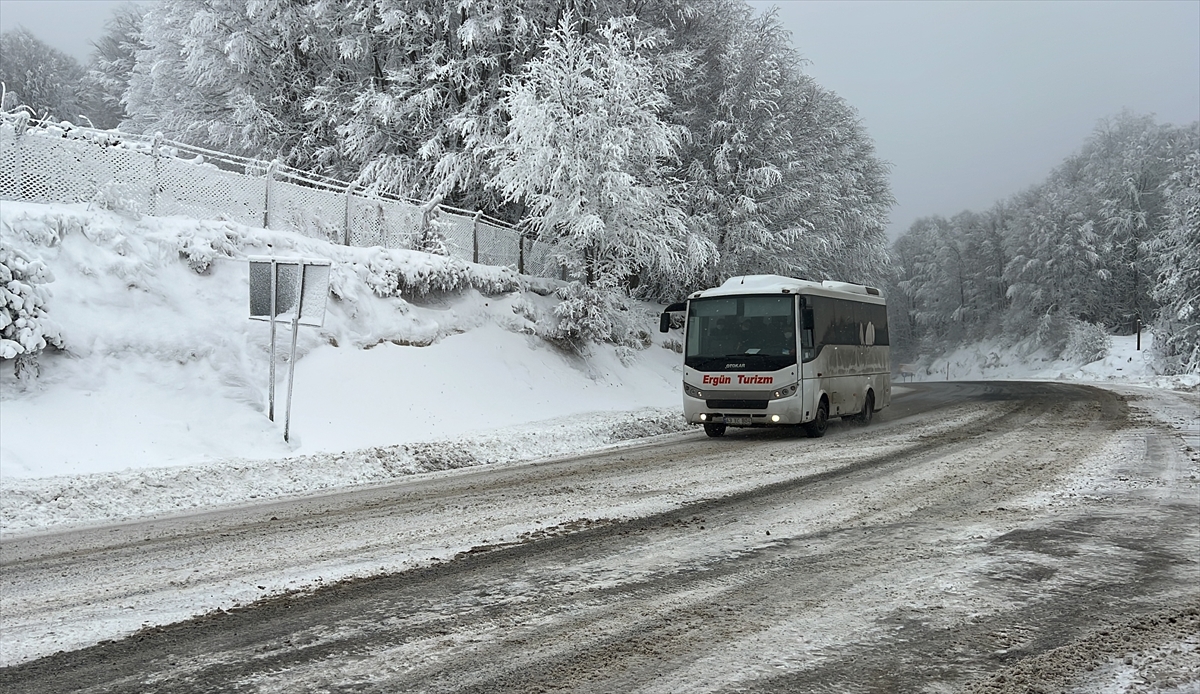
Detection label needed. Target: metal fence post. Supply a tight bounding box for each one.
[149,132,163,216]
[263,159,279,229]
[472,210,482,263]
[518,234,525,275]
[344,182,356,246]
[12,112,27,199]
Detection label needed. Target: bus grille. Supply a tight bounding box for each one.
[706,399,770,410]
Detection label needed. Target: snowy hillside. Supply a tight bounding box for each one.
[0,201,691,528]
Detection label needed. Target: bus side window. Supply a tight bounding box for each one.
[801,308,815,349]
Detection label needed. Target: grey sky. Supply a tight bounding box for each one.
[749,0,1200,237]
[0,0,132,62]
[3,0,1199,239]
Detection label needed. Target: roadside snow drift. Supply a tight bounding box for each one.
[0,202,688,529]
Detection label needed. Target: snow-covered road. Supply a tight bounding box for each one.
[2,381,1197,692]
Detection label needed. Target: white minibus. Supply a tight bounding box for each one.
[659,275,890,437]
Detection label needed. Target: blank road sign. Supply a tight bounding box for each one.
[248,257,330,327]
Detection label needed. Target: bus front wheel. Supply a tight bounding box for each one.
[704,422,727,438]
[806,399,829,438]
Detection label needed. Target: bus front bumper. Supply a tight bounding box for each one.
[683,394,805,427]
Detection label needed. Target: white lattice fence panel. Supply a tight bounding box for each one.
[524,238,560,278]
[0,124,19,198]
[1,133,155,208]
[431,211,475,260]
[155,157,265,226]
[476,220,520,268]
[0,115,546,278]
[380,200,423,249]
[269,178,346,244]
[348,197,419,249]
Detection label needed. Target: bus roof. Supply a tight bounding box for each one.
[688,275,885,302]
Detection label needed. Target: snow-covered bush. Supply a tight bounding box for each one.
[0,246,63,380]
[1063,319,1111,364]
[90,180,144,217]
[549,282,624,348]
[543,281,655,352]
[3,209,86,247]
[175,223,243,274]
[1032,310,1070,354]
[414,210,451,257]
[359,247,520,299]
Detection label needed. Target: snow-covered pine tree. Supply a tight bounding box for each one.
[1002,178,1106,352]
[124,0,343,172]
[1150,146,1200,373]
[83,3,148,130]
[1079,113,1177,330]
[655,1,892,292]
[0,28,86,121]
[490,14,688,290]
[488,13,691,343]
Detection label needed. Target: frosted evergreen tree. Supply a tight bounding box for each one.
[657,1,892,291]
[0,28,86,120]
[124,0,343,171]
[83,3,148,129]
[1150,147,1200,373]
[490,14,689,289]
[1078,113,1176,329]
[488,14,692,342]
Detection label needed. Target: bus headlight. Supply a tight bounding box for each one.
[684,383,704,399]
[770,383,798,399]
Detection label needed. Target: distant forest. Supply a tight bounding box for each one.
[1,1,1196,370]
[889,113,1198,373]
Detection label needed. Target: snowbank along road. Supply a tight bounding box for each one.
[1,381,1198,692]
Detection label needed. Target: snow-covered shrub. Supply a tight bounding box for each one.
[662,338,683,353]
[510,297,540,331]
[359,248,520,299]
[415,215,451,257]
[175,223,243,273]
[1033,310,1070,354]
[545,281,655,352]
[0,246,63,379]
[3,210,86,247]
[90,180,144,217]
[1063,319,1110,364]
[549,281,624,348]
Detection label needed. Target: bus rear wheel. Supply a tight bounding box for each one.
[853,392,875,426]
[806,399,829,438]
[704,422,727,438]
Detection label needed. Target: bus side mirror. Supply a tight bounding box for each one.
[659,302,686,333]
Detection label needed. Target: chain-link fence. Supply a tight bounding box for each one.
[0,112,562,278]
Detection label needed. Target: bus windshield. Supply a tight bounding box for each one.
[685,295,796,371]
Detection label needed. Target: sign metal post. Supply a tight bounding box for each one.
[249,257,331,442]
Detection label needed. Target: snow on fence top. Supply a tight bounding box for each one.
[0,112,557,278]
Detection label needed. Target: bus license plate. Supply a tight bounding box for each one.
[725,416,752,426]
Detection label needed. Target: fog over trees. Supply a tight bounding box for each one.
[890,113,1200,374]
[1,1,1195,371]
